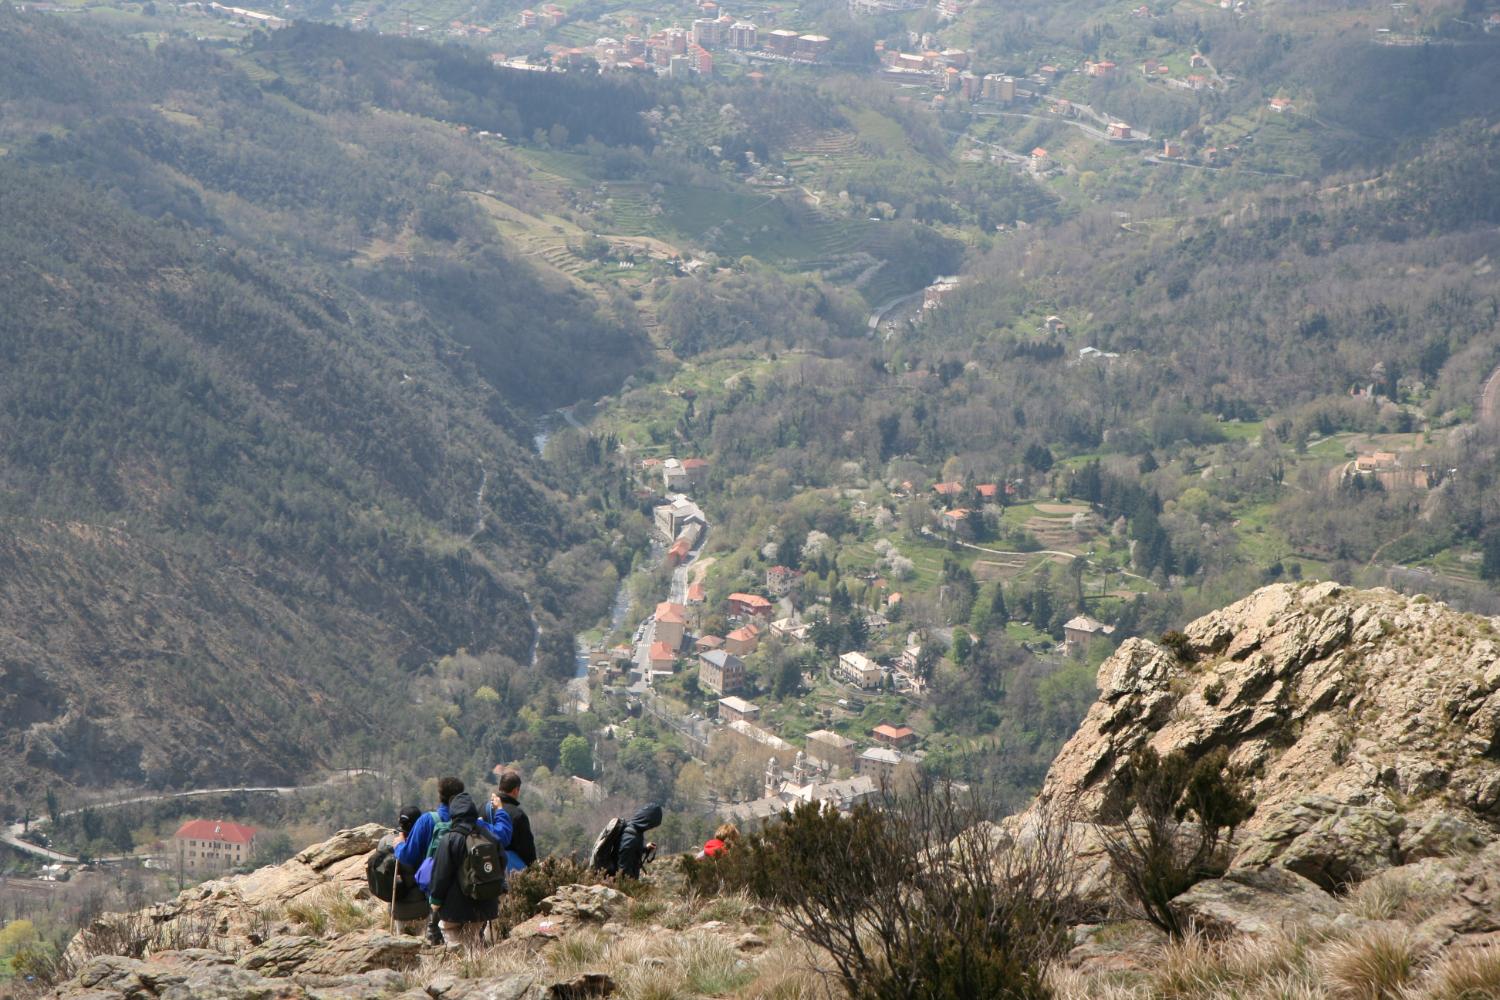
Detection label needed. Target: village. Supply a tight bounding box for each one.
[569,452,1119,828]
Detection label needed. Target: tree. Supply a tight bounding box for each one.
[558,734,593,778]
[1099,747,1255,936]
[774,656,802,698]
[1482,532,1500,582]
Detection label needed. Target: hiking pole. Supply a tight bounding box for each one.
[389,859,399,933]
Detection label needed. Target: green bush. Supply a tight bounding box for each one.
[1099,747,1255,937]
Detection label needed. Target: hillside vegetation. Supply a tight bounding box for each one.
[0,8,654,806]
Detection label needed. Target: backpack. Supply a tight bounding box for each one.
[456,830,507,901]
[589,817,625,873]
[367,849,432,922]
[414,813,452,896]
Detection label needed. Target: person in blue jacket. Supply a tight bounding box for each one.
[396,776,511,944]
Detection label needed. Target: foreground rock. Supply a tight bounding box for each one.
[1033,583,1500,884]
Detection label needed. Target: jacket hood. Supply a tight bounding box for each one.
[448,791,480,824]
[628,803,663,831]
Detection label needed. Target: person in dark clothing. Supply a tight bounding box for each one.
[428,792,506,946]
[488,769,535,873]
[615,803,663,880]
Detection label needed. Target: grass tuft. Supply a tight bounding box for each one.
[1321,926,1422,1000]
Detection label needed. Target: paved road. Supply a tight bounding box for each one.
[2,771,382,865]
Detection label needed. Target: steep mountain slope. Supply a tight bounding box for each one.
[0,10,652,807]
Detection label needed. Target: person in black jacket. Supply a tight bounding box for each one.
[427,792,503,946]
[616,803,663,880]
[489,769,536,873]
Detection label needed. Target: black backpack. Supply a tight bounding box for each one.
[366,848,431,921]
[456,830,507,901]
[589,817,625,873]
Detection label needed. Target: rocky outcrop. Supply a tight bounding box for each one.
[1033,583,1500,883]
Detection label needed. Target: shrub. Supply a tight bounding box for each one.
[737,782,1077,1000]
[495,856,619,934]
[1421,946,1500,1000]
[1321,926,1422,999]
[1099,746,1256,937]
[1158,630,1197,664]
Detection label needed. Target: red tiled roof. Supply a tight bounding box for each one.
[656,601,687,623]
[873,724,915,740]
[687,582,706,602]
[728,624,760,642]
[932,481,963,495]
[650,641,676,661]
[174,819,257,844]
[681,458,710,469]
[976,483,999,498]
[728,593,772,610]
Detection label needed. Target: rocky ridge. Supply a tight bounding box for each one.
[1022,582,1500,986]
[43,825,777,1000]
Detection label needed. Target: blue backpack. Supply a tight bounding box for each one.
[414,813,452,897]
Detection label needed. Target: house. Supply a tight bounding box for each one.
[570,776,605,803]
[649,640,677,674]
[872,723,917,749]
[837,650,883,688]
[976,483,1000,501]
[1107,122,1132,139]
[666,536,693,567]
[681,457,711,485]
[770,616,810,643]
[725,623,761,656]
[695,634,724,653]
[687,581,706,604]
[724,719,790,753]
[1268,96,1292,113]
[1186,74,1208,91]
[931,481,964,497]
[805,729,857,770]
[1190,52,1208,67]
[1355,452,1399,474]
[1162,139,1184,158]
[718,695,761,723]
[654,495,705,540]
[727,593,774,620]
[1084,59,1116,77]
[699,649,745,695]
[720,753,876,828]
[1044,315,1067,333]
[1029,147,1050,174]
[655,601,688,649]
[766,565,803,597]
[858,746,903,786]
[1077,346,1120,363]
[923,277,960,309]
[1063,614,1116,654]
[941,508,970,528]
[173,819,258,874]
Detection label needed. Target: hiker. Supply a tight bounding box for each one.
[427,791,508,947]
[396,777,511,944]
[695,822,739,860]
[488,769,536,874]
[368,806,430,932]
[616,803,663,880]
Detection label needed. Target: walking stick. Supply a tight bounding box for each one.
[389,853,399,933]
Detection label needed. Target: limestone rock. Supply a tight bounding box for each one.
[295,824,386,871]
[537,885,626,923]
[297,929,423,976]
[1027,584,1500,880]
[1170,866,1339,939]
[239,935,321,976]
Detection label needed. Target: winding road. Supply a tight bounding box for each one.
[1481,364,1500,426]
[2,770,382,865]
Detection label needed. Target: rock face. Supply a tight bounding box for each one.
[1033,583,1500,885]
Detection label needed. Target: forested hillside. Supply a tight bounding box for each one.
[0,8,653,808]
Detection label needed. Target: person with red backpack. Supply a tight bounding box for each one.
[426,791,509,947]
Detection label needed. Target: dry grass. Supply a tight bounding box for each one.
[1414,946,1500,1000]
[1343,868,1452,924]
[284,887,377,937]
[1321,926,1423,1000]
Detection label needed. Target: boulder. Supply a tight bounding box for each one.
[295,824,386,871]
[297,929,423,976]
[239,935,321,976]
[1170,867,1339,939]
[537,885,626,923]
